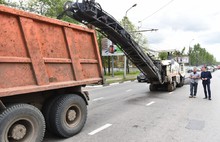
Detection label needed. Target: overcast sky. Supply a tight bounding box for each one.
[95,0,220,61]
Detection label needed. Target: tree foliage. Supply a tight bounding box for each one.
[2,0,78,23]
[158,52,168,60]
[31,0,78,23]
[158,44,216,66]
[188,43,216,66]
[121,16,148,52]
[0,0,5,4]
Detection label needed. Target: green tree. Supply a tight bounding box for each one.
[0,0,5,4]
[159,52,168,60]
[3,0,77,23]
[0,0,17,6]
[188,43,216,66]
[181,47,186,55]
[31,0,77,23]
[158,48,187,61]
[121,16,148,51]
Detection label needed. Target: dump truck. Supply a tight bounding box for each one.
[0,0,185,141]
[60,0,185,92]
[0,4,103,141]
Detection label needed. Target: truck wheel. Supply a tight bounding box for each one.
[173,81,177,90]
[42,95,62,132]
[177,77,184,87]
[0,104,45,142]
[167,84,174,92]
[149,84,157,91]
[180,77,185,87]
[50,94,87,138]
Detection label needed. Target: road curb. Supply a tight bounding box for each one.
[86,80,137,88]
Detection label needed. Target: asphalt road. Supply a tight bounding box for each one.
[44,70,220,142]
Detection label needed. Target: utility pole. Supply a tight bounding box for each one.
[123,3,137,79]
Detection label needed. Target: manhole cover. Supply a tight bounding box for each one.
[186,119,205,130]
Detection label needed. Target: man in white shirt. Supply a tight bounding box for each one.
[189,67,200,98]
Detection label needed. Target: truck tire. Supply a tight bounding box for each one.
[0,104,45,142]
[49,94,87,138]
[180,77,185,87]
[167,84,174,92]
[173,81,177,90]
[177,77,184,87]
[42,95,62,132]
[149,84,157,91]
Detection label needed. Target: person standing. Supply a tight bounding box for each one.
[201,66,212,100]
[189,67,200,98]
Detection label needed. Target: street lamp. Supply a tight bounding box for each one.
[124,3,137,79]
[125,4,137,17]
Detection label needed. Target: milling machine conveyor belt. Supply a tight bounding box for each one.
[63,0,163,83]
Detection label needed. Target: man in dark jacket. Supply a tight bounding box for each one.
[201,66,212,100]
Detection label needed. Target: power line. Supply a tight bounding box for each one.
[139,0,175,23]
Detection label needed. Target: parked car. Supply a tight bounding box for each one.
[186,66,194,73]
[137,73,148,82]
[207,66,214,72]
[212,65,218,71]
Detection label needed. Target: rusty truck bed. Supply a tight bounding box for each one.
[0,5,103,97]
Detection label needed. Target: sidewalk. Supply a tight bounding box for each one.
[104,74,137,85]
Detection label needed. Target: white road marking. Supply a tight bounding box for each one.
[124,81,131,83]
[92,97,104,102]
[110,82,120,86]
[88,124,112,135]
[126,89,132,92]
[86,85,103,88]
[92,85,103,88]
[169,92,173,94]
[146,101,155,106]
